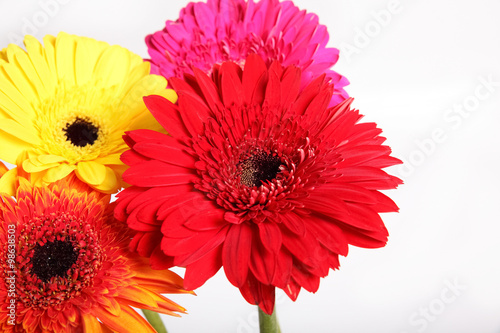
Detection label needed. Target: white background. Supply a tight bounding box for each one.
[1,0,500,332]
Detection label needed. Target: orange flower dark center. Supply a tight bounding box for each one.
[30,240,78,282]
[239,150,282,187]
[64,117,99,147]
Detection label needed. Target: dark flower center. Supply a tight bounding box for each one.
[239,151,282,187]
[30,240,79,282]
[64,118,99,147]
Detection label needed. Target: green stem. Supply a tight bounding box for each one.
[258,306,281,333]
[142,309,168,333]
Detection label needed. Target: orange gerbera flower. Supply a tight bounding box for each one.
[0,176,190,332]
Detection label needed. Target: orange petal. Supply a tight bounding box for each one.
[94,305,156,333]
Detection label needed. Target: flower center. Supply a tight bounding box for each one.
[64,117,99,147]
[30,239,79,282]
[239,150,282,187]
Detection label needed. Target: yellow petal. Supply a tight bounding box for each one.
[0,82,35,124]
[0,118,39,145]
[24,35,54,95]
[94,45,130,88]
[55,32,77,86]
[76,161,106,186]
[0,132,33,163]
[29,171,45,187]
[121,62,150,96]
[36,154,68,165]
[22,159,59,173]
[0,68,36,120]
[43,35,57,82]
[0,167,18,196]
[119,74,168,115]
[42,163,76,183]
[3,50,37,104]
[93,154,123,165]
[92,166,119,194]
[74,38,96,86]
[158,87,178,104]
[0,48,7,62]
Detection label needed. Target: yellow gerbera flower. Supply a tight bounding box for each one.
[0,32,177,195]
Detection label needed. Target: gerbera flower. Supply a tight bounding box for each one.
[0,176,190,332]
[0,32,177,195]
[116,54,401,314]
[146,0,349,106]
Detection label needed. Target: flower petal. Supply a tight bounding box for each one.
[223,223,253,287]
[76,161,106,186]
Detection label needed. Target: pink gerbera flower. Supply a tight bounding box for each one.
[146,0,349,105]
[115,54,401,314]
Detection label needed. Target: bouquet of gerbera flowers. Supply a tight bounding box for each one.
[0,0,401,332]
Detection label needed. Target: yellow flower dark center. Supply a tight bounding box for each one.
[30,239,79,282]
[239,150,282,187]
[64,117,99,147]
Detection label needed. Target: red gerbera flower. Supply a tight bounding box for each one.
[0,176,190,332]
[116,54,402,314]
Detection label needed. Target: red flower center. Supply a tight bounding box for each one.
[12,211,104,308]
[194,110,318,223]
[30,239,79,283]
[238,149,283,187]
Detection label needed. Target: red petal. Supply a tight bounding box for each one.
[184,208,227,231]
[303,83,332,118]
[122,160,195,187]
[149,246,174,270]
[222,223,253,287]
[343,227,388,248]
[283,278,301,302]
[193,67,224,111]
[136,231,163,257]
[280,212,306,236]
[306,216,349,256]
[291,262,321,293]
[337,145,393,167]
[127,185,191,212]
[280,65,301,110]
[319,183,377,205]
[343,202,388,232]
[249,238,276,285]
[126,128,171,143]
[169,226,228,266]
[220,61,244,107]
[291,74,325,115]
[258,221,282,254]
[177,91,210,136]
[263,66,281,106]
[370,190,400,213]
[184,244,223,290]
[271,249,293,289]
[242,54,268,105]
[143,95,190,138]
[114,187,144,221]
[120,149,149,166]
[133,139,196,169]
[281,227,326,268]
[239,274,276,315]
